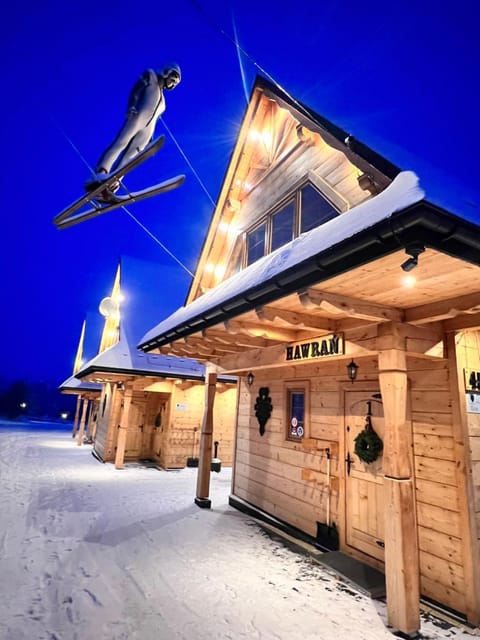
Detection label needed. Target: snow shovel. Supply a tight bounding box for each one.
[186,427,199,467]
[316,447,339,551]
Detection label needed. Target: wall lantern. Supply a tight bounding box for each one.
[247,372,255,386]
[347,359,359,383]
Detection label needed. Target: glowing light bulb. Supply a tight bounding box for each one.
[402,274,416,288]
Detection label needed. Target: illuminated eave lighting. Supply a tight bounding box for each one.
[401,274,416,288]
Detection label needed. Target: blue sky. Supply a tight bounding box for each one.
[0,0,478,385]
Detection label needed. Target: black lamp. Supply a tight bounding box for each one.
[347,360,359,383]
[401,243,425,273]
[247,372,255,386]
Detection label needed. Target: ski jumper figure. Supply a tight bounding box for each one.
[86,63,181,193]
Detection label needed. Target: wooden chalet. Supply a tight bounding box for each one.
[59,318,102,443]
[137,76,480,635]
[75,341,237,470]
[59,373,101,443]
[66,256,237,470]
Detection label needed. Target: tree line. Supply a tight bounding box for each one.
[0,379,76,420]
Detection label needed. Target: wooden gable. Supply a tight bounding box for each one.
[188,77,393,302]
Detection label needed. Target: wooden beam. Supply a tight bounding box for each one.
[76,398,88,446]
[115,390,132,470]
[195,372,217,508]
[254,305,335,332]
[442,312,480,332]
[298,288,403,322]
[405,292,480,325]
[378,328,420,635]
[186,334,245,354]
[224,319,317,343]
[216,338,375,374]
[72,395,81,438]
[204,327,275,349]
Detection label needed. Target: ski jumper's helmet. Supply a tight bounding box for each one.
[160,63,181,90]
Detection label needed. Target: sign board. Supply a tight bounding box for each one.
[175,403,189,411]
[466,393,480,414]
[285,333,344,362]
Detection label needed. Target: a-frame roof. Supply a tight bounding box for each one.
[137,78,480,365]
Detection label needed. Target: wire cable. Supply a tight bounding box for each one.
[188,0,316,124]
[52,117,196,280]
[120,205,196,278]
[160,118,217,209]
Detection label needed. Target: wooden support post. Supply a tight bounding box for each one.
[76,399,89,446]
[115,390,132,470]
[195,372,217,508]
[90,399,99,440]
[72,395,81,438]
[378,324,420,636]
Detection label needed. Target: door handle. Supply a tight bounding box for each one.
[345,452,352,476]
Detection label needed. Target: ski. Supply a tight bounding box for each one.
[53,135,166,226]
[55,174,185,229]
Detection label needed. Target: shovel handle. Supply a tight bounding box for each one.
[325,447,331,526]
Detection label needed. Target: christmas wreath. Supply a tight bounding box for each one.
[354,428,383,464]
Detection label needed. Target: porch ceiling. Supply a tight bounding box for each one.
[154,247,480,369]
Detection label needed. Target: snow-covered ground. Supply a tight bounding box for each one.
[0,421,477,640]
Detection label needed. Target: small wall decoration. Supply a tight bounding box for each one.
[464,368,480,392]
[154,412,162,428]
[354,400,383,464]
[254,387,273,436]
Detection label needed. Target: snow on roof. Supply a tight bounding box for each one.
[139,170,424,347]
[59,374,102,392]
[76,337,206,380]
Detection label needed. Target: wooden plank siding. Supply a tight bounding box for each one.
[232,354,476,615]
[410,357,467,611]
[93,380,237,469]
[455,332,480,543]
[93,382,121,461]
[152,384,236,469]
[233,359,362,539]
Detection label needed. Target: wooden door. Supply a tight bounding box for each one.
[344,390,385,562]
[125,394,146,459]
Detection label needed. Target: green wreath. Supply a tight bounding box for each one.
[354,428,383,464]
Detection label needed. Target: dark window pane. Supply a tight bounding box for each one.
[271,201,295,252]
[300,184,338,234]
[288,390,305,439]
[246,223,266,265]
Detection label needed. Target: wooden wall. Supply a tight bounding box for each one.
[232,352,475,616]
[409,357,466,613]
[93,380,237,469]
[233,359,355,537]
[236,142,369,235]
[93,382,120,461]
[152,383,237,469]
[454,332,480,552]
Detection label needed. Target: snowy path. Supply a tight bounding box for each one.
[0,423,477,640]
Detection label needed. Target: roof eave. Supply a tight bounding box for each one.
[139,201,480,352]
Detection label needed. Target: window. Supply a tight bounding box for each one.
[300,184,338,233]
[244,182,339,267]
[246,222,266,266]
[271,200,295,252]
[286,382,309,441]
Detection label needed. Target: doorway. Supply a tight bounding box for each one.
[344,390,385,562]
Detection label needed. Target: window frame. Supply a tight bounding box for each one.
[243,181,339,268]
[285,380,310,442]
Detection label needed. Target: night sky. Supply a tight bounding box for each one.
[1,0,478,386]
